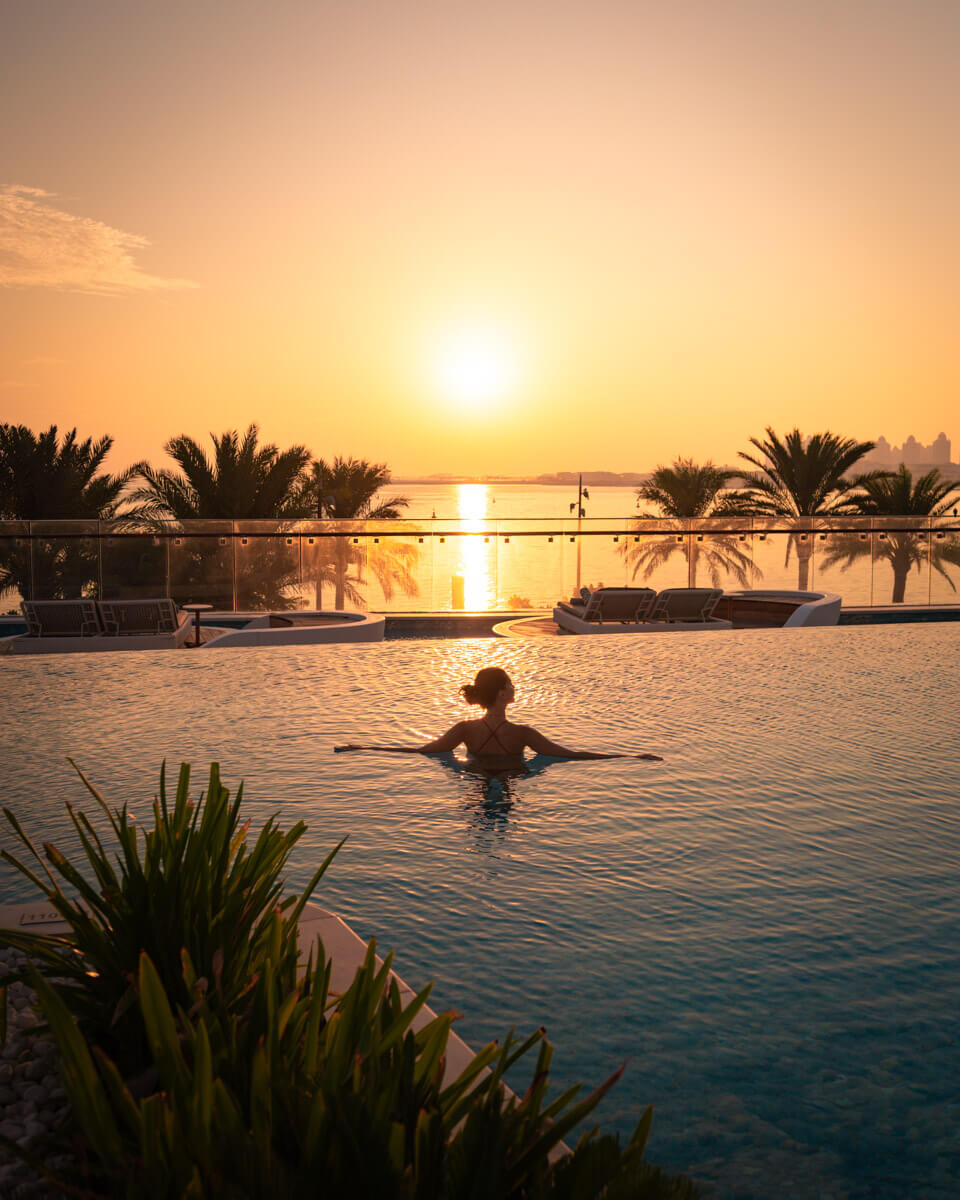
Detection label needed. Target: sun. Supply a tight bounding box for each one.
[431,327,518,407]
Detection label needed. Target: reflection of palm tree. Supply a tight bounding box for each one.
[0,424,134,603]
[727,427,875,589]
[820,466,960,603]
[300,457,419,610]
[620,459,758,588]
[129,425,311,609]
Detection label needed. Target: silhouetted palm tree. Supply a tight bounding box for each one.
[130,425,311,519]
[820,466,960,603]
[300,457,418,609]
[0,424,135,603]
[621,459,758,588]
[728,427,876,588]
[129,426,312,609]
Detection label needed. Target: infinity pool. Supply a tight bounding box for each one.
[1,627,958,1198]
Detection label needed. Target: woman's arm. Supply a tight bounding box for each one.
[520,726,662,761]
[335,723,468,755]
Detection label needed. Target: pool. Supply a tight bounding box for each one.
[1,626,958,1198]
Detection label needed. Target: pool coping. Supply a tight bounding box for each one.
[0,899,554,1146]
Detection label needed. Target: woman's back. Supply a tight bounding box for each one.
[461,716,527,758]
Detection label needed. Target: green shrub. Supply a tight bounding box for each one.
[1,760,337,1070]
[1,762,700,1198]
[26,940,697,1198]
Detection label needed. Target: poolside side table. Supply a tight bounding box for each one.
[181,603,213,647]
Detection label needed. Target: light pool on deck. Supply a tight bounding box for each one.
[1,626,958,1199]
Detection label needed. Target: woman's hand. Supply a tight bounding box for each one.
[636,753,663,761]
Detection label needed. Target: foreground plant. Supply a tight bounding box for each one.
[0,761,336,1070]
[0,764,699,1198]
[25,940,696,1199]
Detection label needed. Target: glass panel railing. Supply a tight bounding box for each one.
[809,517,872,607]
[869,517,933,607]
[0,522,31,612]
[28,520,100,600]
[929,518,960,606]
[234,522,304,611]
[101,532,168,600]
[169,522,235,609]
[2,517,958,613]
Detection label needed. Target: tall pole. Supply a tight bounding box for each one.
[575,472,583,591]
[316,465,323,609]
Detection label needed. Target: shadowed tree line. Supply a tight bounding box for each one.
[0,423,418,610]
[2,422,959,609]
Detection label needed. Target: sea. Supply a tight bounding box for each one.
[395,482,641,522]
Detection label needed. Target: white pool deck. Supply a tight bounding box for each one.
[0,900,502,1098]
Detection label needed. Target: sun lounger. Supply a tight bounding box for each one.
[98,598,187,636]
[648,588,723,623]
[21,600,103,638]
[555,587,657,625]
[11,597,193,654]
[553,585,732,634]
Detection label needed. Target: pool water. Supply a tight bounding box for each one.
[1,627,958,1198]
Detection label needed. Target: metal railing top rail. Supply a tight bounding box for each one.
[1,516,959,538]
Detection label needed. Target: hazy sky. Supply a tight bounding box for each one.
[2,0,957,476]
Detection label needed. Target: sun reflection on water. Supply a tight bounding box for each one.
[457,483,494,609]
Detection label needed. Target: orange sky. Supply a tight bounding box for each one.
[1,0,957,477]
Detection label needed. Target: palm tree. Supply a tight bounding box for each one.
[300,457,419,609]
[820,466,960,603]
[130,425,311,519]
[621,458,758,588]
[129,426,312,609]
[0,424,135,603]
[728,427,876,588]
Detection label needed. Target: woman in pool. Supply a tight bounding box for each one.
[335,666,663,761]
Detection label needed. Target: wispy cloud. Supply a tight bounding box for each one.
[0,185,197,294]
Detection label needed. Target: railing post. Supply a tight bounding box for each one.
[927,518,933,606]
[97,519,104,599]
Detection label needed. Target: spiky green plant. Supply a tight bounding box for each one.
[19,940,697,1199]
[0,761,698,1199]
[0,762,337,1071]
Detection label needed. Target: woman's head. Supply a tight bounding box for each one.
[460,667,513,709]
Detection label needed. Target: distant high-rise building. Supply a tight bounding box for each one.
[865,432,951,466]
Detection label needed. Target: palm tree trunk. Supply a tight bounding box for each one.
[687,538,697,588]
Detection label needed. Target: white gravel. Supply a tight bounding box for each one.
[0,946,74,1198]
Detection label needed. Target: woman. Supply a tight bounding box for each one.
[335,666,663,762]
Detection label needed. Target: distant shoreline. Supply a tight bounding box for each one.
[394,461,960,486]
[392,474,656,487]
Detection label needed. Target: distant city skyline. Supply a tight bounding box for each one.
[864,431,953,466]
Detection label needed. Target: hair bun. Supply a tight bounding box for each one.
[460,667,510,709]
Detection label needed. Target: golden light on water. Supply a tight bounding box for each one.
[457,483,494,610]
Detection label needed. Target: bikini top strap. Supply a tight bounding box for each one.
[475,717,511,754]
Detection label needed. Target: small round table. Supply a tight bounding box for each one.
[181,603,213,647]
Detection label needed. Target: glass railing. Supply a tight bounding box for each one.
[1,517,958,613]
